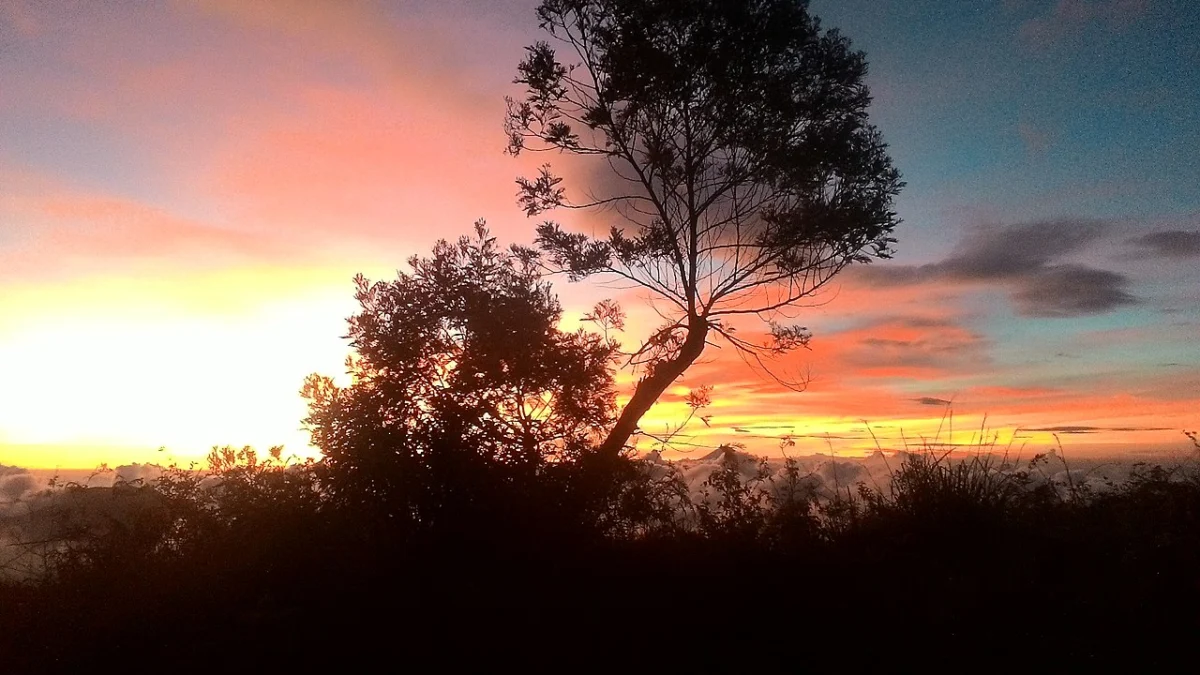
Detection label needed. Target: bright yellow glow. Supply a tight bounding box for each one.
[0,267,375,468]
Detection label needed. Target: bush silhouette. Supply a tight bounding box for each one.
[301,222,629,540]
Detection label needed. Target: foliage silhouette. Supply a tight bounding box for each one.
[301,221,620,531]
[506,0,903,456]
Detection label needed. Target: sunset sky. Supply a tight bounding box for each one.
[2,0,1197,469]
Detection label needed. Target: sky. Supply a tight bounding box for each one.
[1,0,1197,469]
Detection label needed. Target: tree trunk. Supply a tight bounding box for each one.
[598,318,709,457]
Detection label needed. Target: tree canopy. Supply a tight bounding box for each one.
[506,0,903,456]
[301,222,617,522]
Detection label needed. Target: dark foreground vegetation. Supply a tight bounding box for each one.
[3,444,1200,672]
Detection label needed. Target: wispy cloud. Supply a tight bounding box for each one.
[1128,230,1200,258]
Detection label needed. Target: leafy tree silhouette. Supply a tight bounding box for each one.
[302,221,619,529]
[505,0,903,457]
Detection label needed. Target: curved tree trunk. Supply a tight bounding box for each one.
[598,318,709,458]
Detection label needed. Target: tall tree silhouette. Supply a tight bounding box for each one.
[506,0,903,457]
[302,222,616,523]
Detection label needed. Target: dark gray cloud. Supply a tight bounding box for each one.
[913,396,952,406]
[1025,425,1174,435]
[940,219,1108,280]
[1011,265,1137,317]
[1128,230,1200,258]
[854,219,1138,318]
